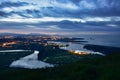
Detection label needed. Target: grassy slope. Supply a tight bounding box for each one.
[0,52,120,80]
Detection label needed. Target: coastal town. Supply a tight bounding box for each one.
[0,34,90,55]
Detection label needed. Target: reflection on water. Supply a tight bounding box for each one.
[48,41,87,51]
[60,43,86,51]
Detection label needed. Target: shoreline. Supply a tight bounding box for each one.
[0,50,30,53]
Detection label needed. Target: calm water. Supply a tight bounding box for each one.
[56,34,120,52]
[67,34,120,48]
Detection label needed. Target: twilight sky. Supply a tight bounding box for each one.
[0,0,120,35]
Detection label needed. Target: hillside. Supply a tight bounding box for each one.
[0,51,120,80]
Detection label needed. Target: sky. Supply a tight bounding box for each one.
[0,0,120,35]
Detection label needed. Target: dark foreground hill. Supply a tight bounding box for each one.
[84,44,120,54]
[0,51,120,80]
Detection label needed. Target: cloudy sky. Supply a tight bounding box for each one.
[0,0,120,35]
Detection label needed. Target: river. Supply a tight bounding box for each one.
[10,50,54,69]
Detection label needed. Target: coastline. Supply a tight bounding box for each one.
[0,50,30,53]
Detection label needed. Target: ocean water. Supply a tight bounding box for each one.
[68,34,120,48]
[56,34,120,54]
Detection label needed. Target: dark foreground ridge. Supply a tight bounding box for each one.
[84,44,120,54]
[0,51,120,80]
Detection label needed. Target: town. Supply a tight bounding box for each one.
[0,34,90,55]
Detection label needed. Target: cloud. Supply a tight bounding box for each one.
[78,0,96,10]
[0,1,28,8]
[0,17,85,23]
[0,0,120,34]
[0,0,120,18]
[0,16,120,24]
[0,11,8,17]
[106,24,120,28]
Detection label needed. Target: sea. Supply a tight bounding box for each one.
[57,34,120,52]
[67,34,120,48]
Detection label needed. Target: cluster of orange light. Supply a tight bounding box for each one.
[2,42,17,47]
[69,50,90,55]
[75,52,90,55]
[4,36,14,39]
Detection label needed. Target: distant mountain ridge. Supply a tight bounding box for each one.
[0,33,51,36]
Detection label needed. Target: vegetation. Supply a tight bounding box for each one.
[38,45,82,64]
[0,43,120,80]
[0,51,120,80]
[84,44,120,54]
[0,51,33,70]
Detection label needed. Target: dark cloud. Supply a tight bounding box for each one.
[0,1,28,8]
[0,0,120,34]
[0,11,8,17]
[0,0,120,18]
